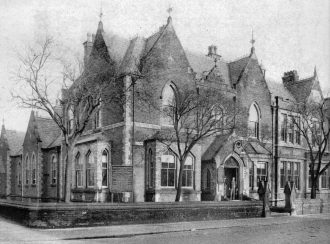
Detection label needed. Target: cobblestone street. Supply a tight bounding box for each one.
[0,214,329,243]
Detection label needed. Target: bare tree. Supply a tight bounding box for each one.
[12,36,122,202]
[289,99,330,199]
[154,84,238,201]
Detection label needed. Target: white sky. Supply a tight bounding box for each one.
[0,0,329,132]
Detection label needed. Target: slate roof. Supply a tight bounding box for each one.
[266,79,295,99]
[35,117,61,148]
[6,130,25,156]
[228,56,250,84]
[243,141,270,155]
[284,76,315,103]
[202,134,231,161]
[102,31,130,66]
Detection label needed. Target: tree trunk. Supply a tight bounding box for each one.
[311,177,318,199]
[175,160,185,202]
[64,143,73,203]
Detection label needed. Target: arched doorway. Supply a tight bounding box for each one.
[224,157,239,200]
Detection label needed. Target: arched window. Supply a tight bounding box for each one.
[31,154,36,185]
[75,152,83,188]
[102,150,109,187]
[51,155,57,185]
[212,105,224,129]
[161,150,176,187]
[182,154,194,187]
[25,155,29,185]
[161,83,176,125]
[94,109,101,129]
[148,149,155,188]
[248,103,260,138]
[86,150,95,187]
[18,160,22,186]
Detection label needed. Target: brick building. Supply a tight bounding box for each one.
[0,15,329,203]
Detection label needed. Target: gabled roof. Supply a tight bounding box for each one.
[202,134,231,161]
[35,116,61,148]
[6,130,25,156]
[285,76,315,103]
[243,141,270,155]
[266,79,296,101]
[102,31,130,66]
[228,56,250,84]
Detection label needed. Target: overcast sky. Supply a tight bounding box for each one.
[0,0,329,132]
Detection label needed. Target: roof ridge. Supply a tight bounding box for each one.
[228,54,250,64]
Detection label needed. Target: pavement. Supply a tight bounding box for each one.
[40,213,330,241]
[1,213,330,243]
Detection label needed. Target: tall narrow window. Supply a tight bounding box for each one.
[75,152,83,188]
[51,155,57,185]
[249,162,254,188]
[280,162,285,188]
[102,150,109,187]
[281,114,288,142]
[161,83,176,125]
[94,109,101,129]
[293,162,300,189]
[31,154,36,185]
[161,151,176,187]
[18,161,22,185]
[25,155,29,185]
[148,149,155,188]
[248,103,260,139]
[86,151,95,187]
[182,155,194,187]
[295,117,301,144]
[321,168,328,189]
[212,105,224,129]
[256,162,267,183]
[288,116,294,143]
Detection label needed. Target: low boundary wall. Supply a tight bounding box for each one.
[295,199,330,215]
[0,200,263,228]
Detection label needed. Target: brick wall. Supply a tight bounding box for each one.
[0,200,263,228]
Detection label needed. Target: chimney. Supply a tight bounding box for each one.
[83,32,94,66]
[208,45,217,56]
[282,70,299,87]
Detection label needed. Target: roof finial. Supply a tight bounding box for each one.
[251,29,255,47]
[314,65,317,77]
[99,1,103,21]
[167,5,173,24]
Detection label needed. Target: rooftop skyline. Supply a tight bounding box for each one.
[0,0,329,131]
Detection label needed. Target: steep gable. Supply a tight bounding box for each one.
[141,17,191,74]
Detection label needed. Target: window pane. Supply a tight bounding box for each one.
[161,169,167,186]
[168,169,175,186]
[186,171,192,187]
[280,162,285,188]
[182,171,187,187]
[102,169,108,186]
[87,169,95,187]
